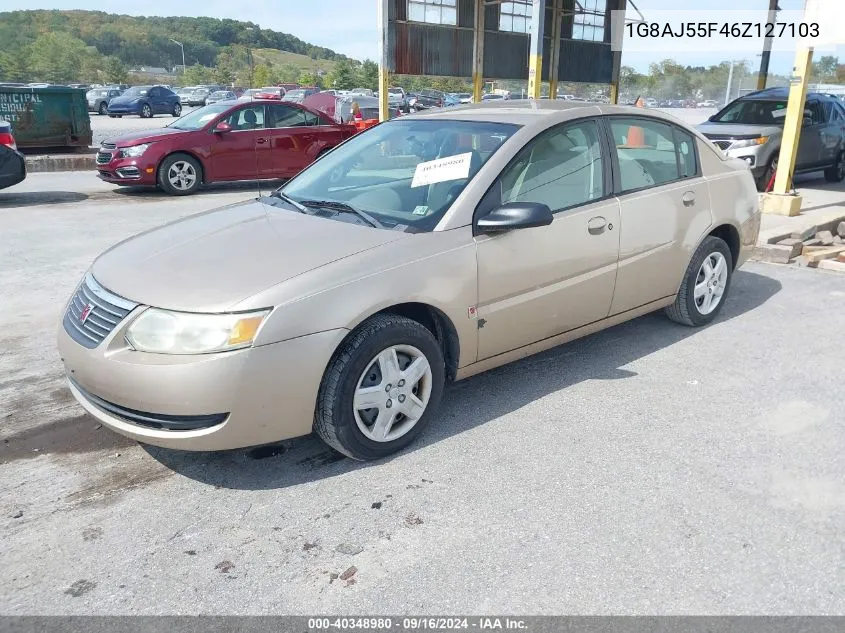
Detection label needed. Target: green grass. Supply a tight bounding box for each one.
[251,49,341,73]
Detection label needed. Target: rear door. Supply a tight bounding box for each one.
[209,104,272,181]
[265,104,341,178]
[819,99,845,167]
[797,99,825,169]
[605,116,713,315]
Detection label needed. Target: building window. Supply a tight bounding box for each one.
[408,0,457,25]
[573,0,606,42]
[499,1,531,33]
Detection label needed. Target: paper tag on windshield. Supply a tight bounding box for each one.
[411,152,472,188]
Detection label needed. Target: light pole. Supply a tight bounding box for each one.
[170,39,185,74]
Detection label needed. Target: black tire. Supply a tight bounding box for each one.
[755,155,776,191]
[157,153,202,196]
[315,313,445,461]
[140,103,152,119]
[172,103,182,117]
[665,236,733,327]
[824,150,845,182]
[98,102,107,115]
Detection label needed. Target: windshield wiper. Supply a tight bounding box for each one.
[270,191,312,214]
[299,199,384,229]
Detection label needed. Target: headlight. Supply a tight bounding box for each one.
[120,143,151,158]
[126,308,270,355]
[730,136,768,149]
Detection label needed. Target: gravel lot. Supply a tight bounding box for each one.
[0,172,843,614]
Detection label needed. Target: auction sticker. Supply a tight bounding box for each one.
[411,152,472,188]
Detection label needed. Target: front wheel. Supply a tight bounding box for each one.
[315,314,445,461]
[665,236,733,327]
[172,103,182,117]
[158,153,202,196]
[98,102,108,115]
[140,103,152,118]
[824,150,845,182]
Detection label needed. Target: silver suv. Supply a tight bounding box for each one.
[697,87,845,190]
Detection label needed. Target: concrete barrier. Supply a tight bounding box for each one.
[25,153,96,173]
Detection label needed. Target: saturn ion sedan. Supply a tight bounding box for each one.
[58,101,760,461]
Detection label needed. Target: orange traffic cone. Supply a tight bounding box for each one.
[626,125,645,147]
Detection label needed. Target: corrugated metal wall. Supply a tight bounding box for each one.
[388,0,616,82]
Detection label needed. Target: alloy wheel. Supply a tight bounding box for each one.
[166,161,197,191]
[142,104,151,118]
[353,344,433,443]
[693,252,728,315]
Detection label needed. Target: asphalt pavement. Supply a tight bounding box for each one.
[1,172,844,614]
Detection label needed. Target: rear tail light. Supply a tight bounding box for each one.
[0,123,15,150]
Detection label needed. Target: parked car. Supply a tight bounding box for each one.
[107,85,182,118]
[205,90,237,105]
[414,88,446,109]
[86,87,123,115]
[698,99,718,108]
[283,88,320,104]
[350,88,374,97]
[95,100,356,195]
[697,87,845,190]
[184,88,211,107]
[61,101,759,460]
[0,121,26,190]
[481,93,504,101]
[253,87,285,101]
[444,93,461,107]
[238,88,265,101]
[387,87,410,113]
[176,86,198,102]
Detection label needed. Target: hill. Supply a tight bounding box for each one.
[0,10,348,83]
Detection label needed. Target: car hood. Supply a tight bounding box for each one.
[91,199,409,312]
[696,122,783,138]
[105,127,189,147]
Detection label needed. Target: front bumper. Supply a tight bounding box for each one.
[0,149,26,190]
[58,310,348,451]
[96,153,157,185]
[107,104,141,115]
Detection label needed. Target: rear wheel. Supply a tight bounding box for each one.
[172,103,182,117]
[140,103,152,119]
[824,150,845,182]
[158,153,202,196]
[98,102,108,115]
[665,236,733,327]
[315,314,445,461]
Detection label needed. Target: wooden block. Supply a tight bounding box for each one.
[801,246,845,264]
[838,253,845,263]
[818,259,845,272]
[802,245,830,255]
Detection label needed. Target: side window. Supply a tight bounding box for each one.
[269,104,307,128]
[226,105,265,130]
[303,110,323,126]
[833,102,845,122]
[807,101,825,125]
[148,88,159,98]
[822,100,834,122]
[497,119,605,212]
[608,118,690,192]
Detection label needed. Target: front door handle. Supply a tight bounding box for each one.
[682,191,696,207]
[256,137,268,144]
[587,216,607,235]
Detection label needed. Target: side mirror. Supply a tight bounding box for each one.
[476,202,554,234]
[213,121,232,133]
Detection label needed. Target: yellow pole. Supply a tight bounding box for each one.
[378,0,389,122]
[527,0,546,100]
[772,47,813,195]
[472,0,485,103]
[548,0,562,100]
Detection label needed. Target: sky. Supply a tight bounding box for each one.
[4,0,844,77]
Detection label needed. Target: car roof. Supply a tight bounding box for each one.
[739,87,834,101]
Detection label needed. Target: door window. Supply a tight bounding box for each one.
[226,105,265,130]
[608,118,695,192]
[148,88,160,98]
[494,120,605,213]
[806,101,825,125]
[268,104,308,128]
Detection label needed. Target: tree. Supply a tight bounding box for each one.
[27,32,90,83]
[298,70,318,87]
[356,59,379,91]
[812,55,839,82]
[253,63,275,87]
[328,58,356,90]
[182,63,216,85]
[0,50,27,82]
[103,56,128,84]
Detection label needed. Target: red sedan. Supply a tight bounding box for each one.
[96,100,357,195]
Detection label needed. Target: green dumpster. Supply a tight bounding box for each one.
[0,86,92,149]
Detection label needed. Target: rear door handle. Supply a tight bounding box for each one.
[682,191,696,206]
[256,138,268,144]
[587,216,607,235]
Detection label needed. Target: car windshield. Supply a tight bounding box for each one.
[286,90,305,99]
[123,87,149,97]
[710,99,789,125]
[278,119,519,232]
[168,103,231,130]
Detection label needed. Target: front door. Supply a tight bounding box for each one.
[605,116,713,314]
[796,100,825,169]
[210,104,272,181]
[475,119,620,361]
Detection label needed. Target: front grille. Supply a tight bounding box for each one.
[96,151,113,164]
[101,141,117,150]
[711,140,733,151]
[63,273,137,349]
